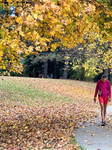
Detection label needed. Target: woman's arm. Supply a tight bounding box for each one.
[108,81,111,98]
[94,82,99,98]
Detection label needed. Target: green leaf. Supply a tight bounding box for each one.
[63,41,67,46]
[3,49,7,53]
[71,22,76,27]
[88,15,94,22]
[54,0,58,4]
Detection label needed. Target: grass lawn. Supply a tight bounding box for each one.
[0,76,110,150]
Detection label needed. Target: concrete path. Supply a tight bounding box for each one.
[74,106,112,150]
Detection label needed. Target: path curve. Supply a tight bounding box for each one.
[74,105,112,150]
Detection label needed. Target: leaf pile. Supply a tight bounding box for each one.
[0,77,101,149]
[0,101,98,149]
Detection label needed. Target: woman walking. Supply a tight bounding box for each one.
[94,74,111,126]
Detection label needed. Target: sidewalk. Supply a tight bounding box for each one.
[74,106,112,150]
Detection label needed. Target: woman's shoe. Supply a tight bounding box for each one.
[101,122,105,126]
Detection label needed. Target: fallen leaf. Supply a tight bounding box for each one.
[88,143,92,145]
[84,140,88,142]
[91,134,95,137]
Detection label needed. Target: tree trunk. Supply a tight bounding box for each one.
[103,69,108,79]
[108,68,111,81]
[53,59,56,79]
[63,59,68,79]
[81,66,85,81]
[43,60,48,78]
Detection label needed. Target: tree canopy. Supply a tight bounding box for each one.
[0,0,112,75]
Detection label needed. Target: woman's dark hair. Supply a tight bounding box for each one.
[101,74,107,79]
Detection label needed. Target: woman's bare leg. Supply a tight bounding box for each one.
[100,103,105,122]
[104,104,107,120]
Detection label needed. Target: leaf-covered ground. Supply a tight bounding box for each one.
[0,77,111,150]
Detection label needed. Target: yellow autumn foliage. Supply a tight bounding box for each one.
[0,0,112,74]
